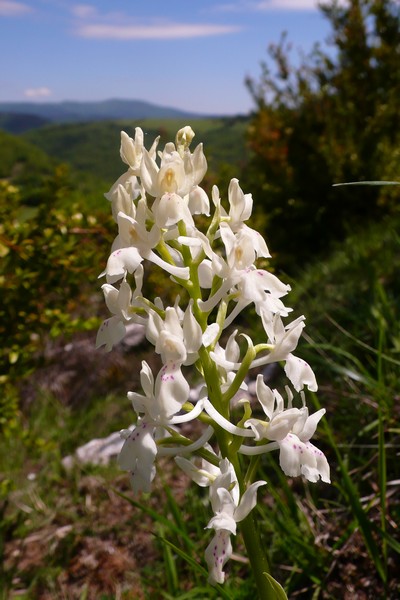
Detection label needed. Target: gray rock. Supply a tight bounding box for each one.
[62,429,131,470]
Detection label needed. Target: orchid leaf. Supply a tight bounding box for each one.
[263,572,289,599]
[333,181,400,186]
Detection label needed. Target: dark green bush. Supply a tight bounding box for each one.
[244,0,400,271]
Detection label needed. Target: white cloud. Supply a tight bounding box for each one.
[253,0,348,9]
[0,0,32,16]
[71,4,97,19]
[24,87,52,98]
[211,2,244,11]
[253,0,319,10]
[213,0,343,12]
[75,21,241,40]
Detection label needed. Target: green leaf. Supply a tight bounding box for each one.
[333,181,400,186]
[113,489,196,549]
[263,572,289,599]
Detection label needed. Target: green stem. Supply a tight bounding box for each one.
[240,513,274,600]
[222,338,256,404]
[173,219,274,597]
[224,448,272,599]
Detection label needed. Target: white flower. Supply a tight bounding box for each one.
[223,266,292,328]
[278,432,330,483]
[104,210,190,283]
[120,127,159,174]
[118,419,157,494]
[118,359,195,495]
[95,316,126,352]
[205,459,266,585]
[207,477,266,536]
[227,178,253,230]
[104,172,140,221]
[198,224,278,320]
[188,185,210,216]
[220,222,270,272]
[205,530,232,585]
[140,141,207,199]
[240,378,329,483]
[105,182,137,222]
[175,452,221,487]
[146,304,202,367]
[96,266,144,351]
[152,192,194,229]
[253,314,318,391]
[113,207,160,255]
[175,125,195,153]
[245,376,301,441]
[176,456,265,585]
[128,360,190,424]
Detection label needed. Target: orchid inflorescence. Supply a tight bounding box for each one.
[96,125,330,587]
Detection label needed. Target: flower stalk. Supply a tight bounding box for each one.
[96,125,330,596]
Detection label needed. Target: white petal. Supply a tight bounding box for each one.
[183,302,203,353]
[140,148,159,197]
[118,420,157,494]
[188,185,210,216]
[101,283,119,315]
[301,442,331,484]
[174,455,215,486]
[255,375,275,420]
[120,131,138,168]
[139,361,154,399]
[234,480,266,523]
[127,390,148,414]
[205,530,232,585]
[203,399,255,437]
[207,488,237,534]
[158,425,214,455]
[228,178,253,226]
[278,434,304,477]
[154,365,190,420]
[284,353,318,392]
[268,408,302,441]
[295,408,326,442]
[96,316,126,351]
[239,441,279,455]
[225,329,241,363]
[145,249,190,281]
[106,247,143,284]
[202,323,220,347]
[209,350,240,372]
[169,399,204,424]
[190,143,208,187]
[118,280,133,319]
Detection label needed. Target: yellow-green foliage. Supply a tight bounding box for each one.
[0,175,113,388]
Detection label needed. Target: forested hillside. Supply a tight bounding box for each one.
[21,117,250,186]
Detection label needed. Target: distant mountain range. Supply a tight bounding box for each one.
[0,98,209,133]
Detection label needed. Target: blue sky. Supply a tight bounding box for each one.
[1,0,337,115]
